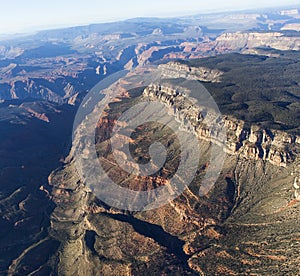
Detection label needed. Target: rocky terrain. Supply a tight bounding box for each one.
[44,72,300,275]
[14,56,297,275]
[143,83,298,168]
[0,100,75,274]
[0,6,300,276]
[2,7,300,104]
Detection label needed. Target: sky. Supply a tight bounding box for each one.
[1,0,300,34]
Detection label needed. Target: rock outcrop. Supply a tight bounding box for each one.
[0,46,24,59]
[143,84,299,167]
[46,84,300,275]
[158,62,223,82]
[214,32,300,51]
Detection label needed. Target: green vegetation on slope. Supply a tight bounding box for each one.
[181,52,300,134]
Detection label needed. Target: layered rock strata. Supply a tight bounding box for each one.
[143,84,299,167]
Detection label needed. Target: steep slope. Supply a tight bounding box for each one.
[0,100,76,275]
[43,54,300,275]
[2,10,300,275]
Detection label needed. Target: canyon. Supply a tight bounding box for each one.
[44,71,300,274]
[0,6,300,276]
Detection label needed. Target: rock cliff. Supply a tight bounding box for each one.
[214,32,300,51]
[158,62,223,83]
[143,83,299,167]
[45,84,300,275]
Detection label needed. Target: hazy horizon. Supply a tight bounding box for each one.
[1,0,300,35]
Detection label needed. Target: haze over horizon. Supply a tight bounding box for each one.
[1,0,300,35]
